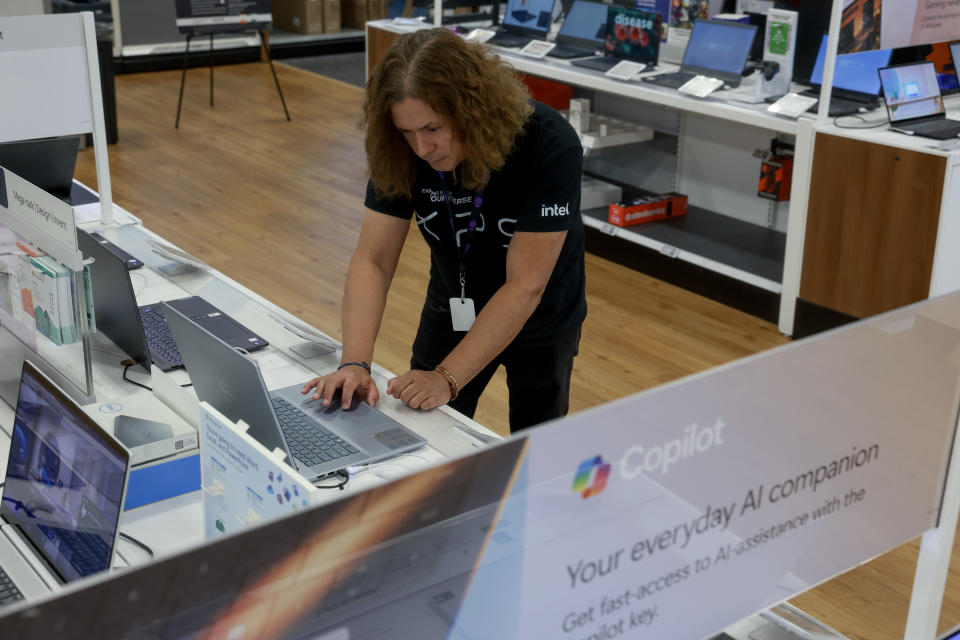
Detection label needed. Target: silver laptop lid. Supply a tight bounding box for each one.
[2,360,129,584]
[159,301,292,459]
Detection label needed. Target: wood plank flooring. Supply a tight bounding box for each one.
[72,60,960,639]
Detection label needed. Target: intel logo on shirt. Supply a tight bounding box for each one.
[541,202,570,217]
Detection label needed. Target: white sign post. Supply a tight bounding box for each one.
[0,12,114,225]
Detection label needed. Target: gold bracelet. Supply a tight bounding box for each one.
[435,365,458,402]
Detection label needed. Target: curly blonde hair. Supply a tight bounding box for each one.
[363,28,533,199]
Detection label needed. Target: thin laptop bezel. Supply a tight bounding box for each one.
[554,0,606,51]
[3,359,130,585]
[678,19,757,85]
[499,0,555,39]
[878,61,948,127]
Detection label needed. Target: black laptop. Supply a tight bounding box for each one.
[571,5,661,72]
[546,0,606,59]
[0,360,130,608]
[78,229,268,371]
[0,136,80,204]
[487,0,555,48]
[800,34,892,116]
[878,61,960,139]
[643,19,757,89]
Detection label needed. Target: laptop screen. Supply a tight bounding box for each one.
[810,34,892,95]
[502,0,554,32]
[558,0,606,43]
[0,136,80,203]
[879,62,945,123]
[604,6,661,64]
[2,361,128,583]
[681,19,757,80]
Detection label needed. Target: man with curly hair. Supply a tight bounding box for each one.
[303,28,586,433]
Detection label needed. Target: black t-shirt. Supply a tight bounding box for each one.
[364,100,586,345]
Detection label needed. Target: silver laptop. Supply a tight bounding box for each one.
[0,360,130,607]
[878,61,960,139]
[161,302,427,481]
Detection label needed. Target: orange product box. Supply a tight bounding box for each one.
[608,193,688,227]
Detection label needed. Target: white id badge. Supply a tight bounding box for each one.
[449,298,476,332]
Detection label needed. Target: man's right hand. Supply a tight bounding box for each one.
[301,365,379,410]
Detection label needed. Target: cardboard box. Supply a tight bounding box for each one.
[273,0,340,34]
[608,193,688,227]
[341,0,388,29]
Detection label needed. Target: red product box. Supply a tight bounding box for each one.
[758,154,793,201]
[608,193,688,227]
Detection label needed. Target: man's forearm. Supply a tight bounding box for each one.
[340,257,393,364]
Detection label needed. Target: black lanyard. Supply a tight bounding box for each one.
[437,171,487,299]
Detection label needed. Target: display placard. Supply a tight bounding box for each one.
[200,402,315,539]
[174,0,273,34]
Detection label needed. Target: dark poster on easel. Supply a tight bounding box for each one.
[174,0,273,34]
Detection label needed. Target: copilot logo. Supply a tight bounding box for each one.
[572,455,611,498]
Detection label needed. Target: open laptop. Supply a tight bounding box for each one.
[546,0,606,59]
[570,6,661,72]
[800,34,892,116]
[487,0,555,48]
[78,229,269,372]
[878,61,960,139]
[0,360,129,607]
[643,19,757,89]
[0,136,80,204]
[161,301,427,482]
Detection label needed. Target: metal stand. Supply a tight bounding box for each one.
[175,29,290,129]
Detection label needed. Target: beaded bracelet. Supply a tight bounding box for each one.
[435,365,458,402]
[337,361,371,374]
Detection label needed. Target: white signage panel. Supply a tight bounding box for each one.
[0,167,80,269]
[454,294,960,638]
[0,14,94,143]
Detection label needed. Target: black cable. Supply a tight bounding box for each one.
[119,532,155,558]
[121,360,192,389]
[122,363,153,391]
[832,114,889,129]
[314,469,350,491]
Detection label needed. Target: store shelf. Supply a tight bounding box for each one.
[582,206,785,293]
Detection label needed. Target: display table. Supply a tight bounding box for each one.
[0,197,500,566]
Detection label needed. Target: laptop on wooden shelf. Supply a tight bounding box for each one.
[545,0,607,59]
[878,61,960,139]
[0,360,130,608]
[487,0,556,48]
[570,5,661,73]
[162,301,427,482]
[800,34,892,116]
[642,19,756,89]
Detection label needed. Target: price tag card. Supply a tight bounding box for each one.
[519,40,557,59]
[465,28,496,43]
[605,60,646,82]
[767,92,819,118]
[678,75,724,98]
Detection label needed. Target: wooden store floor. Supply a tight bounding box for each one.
[74,60,960,639]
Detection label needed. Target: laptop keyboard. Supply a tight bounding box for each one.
[0,567,25,608]
[139,304,184,367]
[271,396,360,467]
[38,525,111,578]
[908,120,960,136]
[643,71,697,89]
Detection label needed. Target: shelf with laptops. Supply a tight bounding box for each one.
[367,4,960,335]
[368,11,798,323]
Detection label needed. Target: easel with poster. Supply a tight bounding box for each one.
[172,0,291,128]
